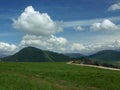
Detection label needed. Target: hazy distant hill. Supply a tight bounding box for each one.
[64,53,84,58]
[1,47,70,62]
[0,54,7,58]
[89,50,120,61]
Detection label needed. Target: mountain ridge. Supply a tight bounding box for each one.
[64,53,84,58]
[88,50,120,61]
[1,47,70,62]
[1,47,120,62]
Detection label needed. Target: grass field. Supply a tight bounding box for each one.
[0,62,120,90]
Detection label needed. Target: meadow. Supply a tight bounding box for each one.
[0,62,120,90]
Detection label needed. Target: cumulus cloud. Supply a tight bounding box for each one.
[48,35,68,51]
[87,41,120,54]
[13,6,62,36]
[90,19,119,31]
[73,25,84,31]
[108,2,120,11]
[0,42,17,55]
[19,34,68,52]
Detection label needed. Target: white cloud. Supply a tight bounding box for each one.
[13,6,62,36]
[19,35,47,48]
[87,41,120,54]
[19,34,68,52]
[73,25,84,31]
[108,2,120,11]
[48,35,68,50]
[0,42,17,55]
[90,19,119,31]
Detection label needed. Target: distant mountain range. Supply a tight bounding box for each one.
[1,47,70,62]
[72,50,120,68]
[88,50,120,62]
[64,53,84,58]
[65,50,120,63]
[0,55,7,58]
[1,47,120,62]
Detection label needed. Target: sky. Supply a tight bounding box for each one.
[0,0,120,55]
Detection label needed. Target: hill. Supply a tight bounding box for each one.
[64,53,84,58]
[89,50,120,62]
[1,47,70,62]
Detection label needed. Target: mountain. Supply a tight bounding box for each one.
[89,50,120,61]
[1,47,70,62]
[64,53,84,58]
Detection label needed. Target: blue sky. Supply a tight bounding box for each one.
[0,0,120,55]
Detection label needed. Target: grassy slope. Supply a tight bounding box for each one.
[0,62,120,90]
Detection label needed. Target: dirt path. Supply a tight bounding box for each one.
[67,62,120,71]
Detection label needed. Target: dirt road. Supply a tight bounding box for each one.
[67,62,120,71]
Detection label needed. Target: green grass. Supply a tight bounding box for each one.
[0,62,120,90]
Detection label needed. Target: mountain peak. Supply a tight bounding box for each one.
[1,46,70,62]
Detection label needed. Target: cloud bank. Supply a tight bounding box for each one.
[19,35,68,52]
[18,35,120,55]
[69,40,120,55]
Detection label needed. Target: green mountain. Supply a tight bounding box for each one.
[89,50,120,61]
[64,53,84,58]
[1,47,70,62]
